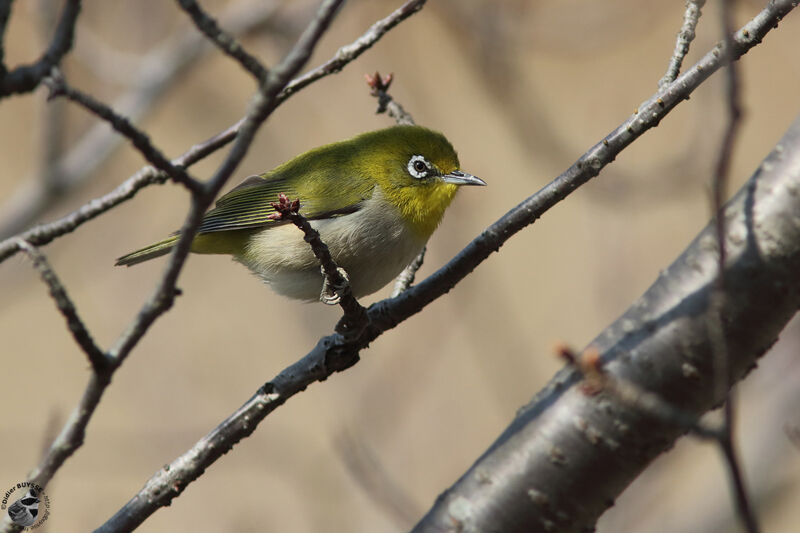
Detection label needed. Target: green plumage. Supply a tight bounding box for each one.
[116,125,485,301]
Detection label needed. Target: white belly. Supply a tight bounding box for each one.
[237,192,426,301]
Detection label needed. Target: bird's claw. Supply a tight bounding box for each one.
[320,266,349,305]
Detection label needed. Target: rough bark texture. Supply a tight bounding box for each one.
[411,116,800,533]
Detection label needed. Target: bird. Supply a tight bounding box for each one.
[116,125,486,302]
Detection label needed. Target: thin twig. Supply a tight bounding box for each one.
[392,247,425,297]
[0,0,80,96]
[43,68,203,193]
[366,71,415,125]
[175,0,268,81]
[709,0,757,531]
[36,0,68,196]
[268,194,369,337]
[279,0,427,101]
[365,71,424,293]
[335,430,422,528]
[659,0,706,87]
[0,1,12,74]
[14,239,108,371]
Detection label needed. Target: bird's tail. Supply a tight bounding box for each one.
[115,235,179,266]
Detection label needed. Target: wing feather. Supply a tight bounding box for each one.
[197,167,373,234]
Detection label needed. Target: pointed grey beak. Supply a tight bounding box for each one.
[442,170,486,186]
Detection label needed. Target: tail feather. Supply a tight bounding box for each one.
[115,235,179,266]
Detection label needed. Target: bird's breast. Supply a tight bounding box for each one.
[238,189,427,301]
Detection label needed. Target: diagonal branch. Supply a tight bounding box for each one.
[43,68,203,193]
[268,194,369,336]
[14,238,108,371]
[175,0,268,81]
[658,0,706,87]
[279,0,427,101]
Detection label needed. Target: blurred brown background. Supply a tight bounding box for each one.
[1,0,799,531]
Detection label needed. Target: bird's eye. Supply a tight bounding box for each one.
[407,155,430,179]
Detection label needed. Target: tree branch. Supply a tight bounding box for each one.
[0,0,80,96]
[709,0,755,530]
[175,0,268,81]
[279,0,427,101]
[43,68,203,193]
[14,239,108,371]
[658,0,706,87]
[409,109,800,533]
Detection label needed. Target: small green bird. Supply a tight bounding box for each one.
[116,125,485,302]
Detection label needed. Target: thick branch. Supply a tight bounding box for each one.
[409,115,800,532]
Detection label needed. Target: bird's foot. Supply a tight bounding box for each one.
[320,266,350,305]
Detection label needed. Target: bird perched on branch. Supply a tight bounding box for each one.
[116,125,486,302]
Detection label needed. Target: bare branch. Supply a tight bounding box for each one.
[365,70,423,294]
[376,0,796,322]
[0,167,165,262]
[175,0,268,81]
[709,1,757,531]
[392,247,425,297]
[659,0,706,87]
[366,71,415,125]
[14,239,108,371]
[43,68,203,193]
[0,2,11,72]
[268,194,369,336]
[409,110,800,533]
[335,430,422,528]
[0,0,80,96]
[556,345,722,440]
[95,332,360,532]
[279,0,427,101]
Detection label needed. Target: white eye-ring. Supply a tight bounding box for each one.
[407,155,431,179]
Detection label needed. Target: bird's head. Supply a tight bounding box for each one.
[359,125,486,238]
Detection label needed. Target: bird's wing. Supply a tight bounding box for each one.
[196,173,373,234]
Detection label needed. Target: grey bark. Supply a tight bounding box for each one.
[411,116,800,533]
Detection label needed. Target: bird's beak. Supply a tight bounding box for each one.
[442,170,486,186]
